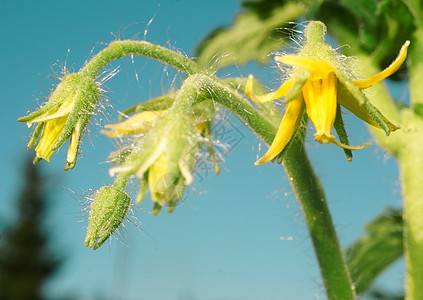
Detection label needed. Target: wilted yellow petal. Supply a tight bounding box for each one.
[103,110,166,137]
[27,95,75,125]
[276,55,335,80]
[246,74,295,103]
[353,40,410,89]
[255,95,305,165]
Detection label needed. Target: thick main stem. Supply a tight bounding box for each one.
[401,18,423,298]
[398,115,423,299]
[358,54,423,300]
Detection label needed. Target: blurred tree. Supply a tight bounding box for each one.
[0,158,60,300]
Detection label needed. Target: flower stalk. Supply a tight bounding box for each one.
[80,40,203,78]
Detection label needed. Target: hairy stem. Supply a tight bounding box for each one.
[283,137,356,299]
[408,27,423,107]
[397,111,423,299]
[356,52,423,300]
[80,40,203,78]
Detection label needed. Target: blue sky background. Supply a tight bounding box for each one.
[1,1,406,299]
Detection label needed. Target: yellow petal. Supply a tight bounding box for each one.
[353,40,410,89]
[255,95,305,165]
[102,110,166,137]
[195,122,206,133]
[34,116,68,161]
[303,72,337,142]
[275,55,335,80]
[246,74,295,103]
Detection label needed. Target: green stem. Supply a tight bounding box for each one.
[80,40,203,78]
[401,22,423,299]
[408,26,423,106]
[357,53,423,299]
[113,175,129,190]
[397,112,423,299]
[283,137,356,300]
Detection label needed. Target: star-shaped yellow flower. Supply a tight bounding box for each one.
[246,21,409,165]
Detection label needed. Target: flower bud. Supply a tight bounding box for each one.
[18,72,101,170]
[85,182,131,250]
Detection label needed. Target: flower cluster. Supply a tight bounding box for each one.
[18,20,409,251]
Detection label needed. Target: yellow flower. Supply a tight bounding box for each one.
[246,21,409,165]
[18,73,100,170]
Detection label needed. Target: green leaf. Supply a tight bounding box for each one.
[346,208,403,295]
[194,0,304,68]
[340,0,379,28]
[375,0,415,69]
[368,288,404,300]
[413,103,423,119]
[317,0,415,66]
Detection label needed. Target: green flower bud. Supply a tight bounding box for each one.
[18,72,101,170]
[85,180,131,250]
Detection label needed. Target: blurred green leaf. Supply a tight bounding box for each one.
[340,0,378,28]
[346,208,403,295]
[194,0,304,68]
[376,0,415,72]
[413,104,423,119]
[368,288,404,300]
[317,0,415,67]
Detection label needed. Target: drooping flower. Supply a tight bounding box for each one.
[107,111,199,214]
[18,73,101,170]
[246,21,409,165]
